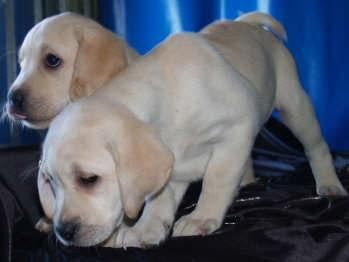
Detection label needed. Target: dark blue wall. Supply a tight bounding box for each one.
[0,1,11,145]
[0,0,41,147]
[0,1,348,150]
[99,0,349,151]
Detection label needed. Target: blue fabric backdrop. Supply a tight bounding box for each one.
[0,0,41,147]
[0,2,11,146]
[99,0,349,151]
[0,1,348,150]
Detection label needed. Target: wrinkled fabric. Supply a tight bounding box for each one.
[0,182,16,262]
[0,117,348,261]
[11,174,349,262]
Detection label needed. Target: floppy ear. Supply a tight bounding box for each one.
[37,169,54,220]
[70,26,131,100]
[109,113,174,219]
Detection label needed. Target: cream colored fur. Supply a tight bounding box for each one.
[39,12,346,248]
[5,12,138,129]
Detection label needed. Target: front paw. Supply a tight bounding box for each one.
[103,225,141,248]
[35,217,52,233]
[107,219,171,249]
[116,226,143,248]
[172,214,219,237]
[137,219,171,247]
[318,184,348,196]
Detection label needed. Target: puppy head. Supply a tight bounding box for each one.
[38,102,173,246]
[6,12,135,129]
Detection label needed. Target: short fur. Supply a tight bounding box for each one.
[39,12,346,248]
[5,12,138,129]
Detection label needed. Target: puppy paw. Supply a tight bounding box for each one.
[172,215,219,237]
[35,217,52,233]
[138,219,171,247]
[102,226,139,249]
[116,226,142,248]
[318,184,348,196]
[112,218,170,249]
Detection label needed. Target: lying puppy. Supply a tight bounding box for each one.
[5,12,138,129]
[39,12,346,248]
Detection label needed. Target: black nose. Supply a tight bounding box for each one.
[8,89,25,112]
[55,222,79,243]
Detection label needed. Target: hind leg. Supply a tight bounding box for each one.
[276,67,346,196]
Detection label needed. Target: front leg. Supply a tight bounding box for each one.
[240,157,255,186]
[106,181,188,248]
[173,123,254,236]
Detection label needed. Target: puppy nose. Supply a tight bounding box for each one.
[55,222,79,243]
[8,89,25,112]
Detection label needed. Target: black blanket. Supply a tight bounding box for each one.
[1,117,349,262]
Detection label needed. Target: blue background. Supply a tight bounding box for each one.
[0,2,11,145]
[99,0,349,151]
[1,0,348,150]
[0,0,42,147]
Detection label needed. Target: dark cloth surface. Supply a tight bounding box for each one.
[0,117,349,262]
[11,173,349,262]
[0,182,16,261]
[0,146,41,226]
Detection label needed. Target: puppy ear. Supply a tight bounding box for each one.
[110,112,173,219]
[37,169,54,220]
[70,26,130,100]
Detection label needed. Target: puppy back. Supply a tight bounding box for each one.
[236,11,287,41]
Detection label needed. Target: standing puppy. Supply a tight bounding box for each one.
[5,12,138,129]
[39,12,346,248]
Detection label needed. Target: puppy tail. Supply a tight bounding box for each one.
[236,11,287,42]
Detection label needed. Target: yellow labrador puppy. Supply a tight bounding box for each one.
[5,12,138,129]
[39,12,346,248]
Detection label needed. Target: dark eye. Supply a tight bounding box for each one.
[44,53,62,69]
[78,175,99,187]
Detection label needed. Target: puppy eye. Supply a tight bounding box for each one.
[44,53,62,69]
[78,175,99,187]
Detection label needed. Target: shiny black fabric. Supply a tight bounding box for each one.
[1,117,349,262]
[0,182,15,261]
[11,174,349,262]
